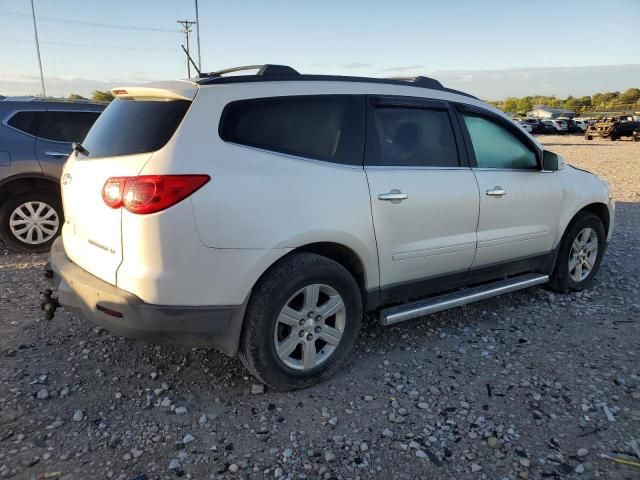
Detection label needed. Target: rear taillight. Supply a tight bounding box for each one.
[102,175,210,214]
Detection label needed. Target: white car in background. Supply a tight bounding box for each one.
[541,119,568,133]
[45,64,614,390]
[574,120,588,132]
[514,120,533,133]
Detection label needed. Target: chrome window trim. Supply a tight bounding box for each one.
[2,109,101,144]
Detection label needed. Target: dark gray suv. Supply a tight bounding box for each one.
[0,98,104,251]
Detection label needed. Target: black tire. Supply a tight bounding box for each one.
[585,135,593,140]
[610,135,617,141]
[239,252,362,391]
[0,191,63,253]
[549,212,606,293]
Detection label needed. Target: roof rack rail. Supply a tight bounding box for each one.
[197,65,477,99]
[201,64,300,78]
[387,76,444,89]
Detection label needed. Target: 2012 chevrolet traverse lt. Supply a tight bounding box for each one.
[45,65,614,390]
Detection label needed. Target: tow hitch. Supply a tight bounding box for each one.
[40,289,59,320]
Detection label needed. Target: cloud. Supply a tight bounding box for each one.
[376,65,424,73]
[431,64,640,99]
[340,63,373,69]
[0,74,155,98]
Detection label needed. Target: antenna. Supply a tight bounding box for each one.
[181,44,201,77]
[177,19,196,78]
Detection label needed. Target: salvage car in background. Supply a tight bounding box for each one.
[586,115,639,141]
[0,98,105,251]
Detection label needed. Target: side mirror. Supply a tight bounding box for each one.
[542,150,560,171]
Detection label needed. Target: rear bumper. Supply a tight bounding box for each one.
[48,237,246,356]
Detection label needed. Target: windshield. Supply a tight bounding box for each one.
[81,98,191,159]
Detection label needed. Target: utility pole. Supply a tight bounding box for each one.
[29,0,46,97]
[194,0,202,72]
[177,20,196,78]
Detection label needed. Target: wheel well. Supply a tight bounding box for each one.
[0,177,60,205]
[578,202,610,236]
[292,242,367,297]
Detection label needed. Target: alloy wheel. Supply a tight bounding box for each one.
[273,284,346,371]
[568,227,599,282]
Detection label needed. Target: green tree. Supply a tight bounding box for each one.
[618,88,640,105]
[68,93,87,101]
[91,90,114,102]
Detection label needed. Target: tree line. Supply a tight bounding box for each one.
[487,88,640,115]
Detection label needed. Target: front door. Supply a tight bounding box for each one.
[458,110,562,268]
[365,97,480,297]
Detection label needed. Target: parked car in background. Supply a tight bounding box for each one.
[514,119,532,133]
[522,118,544,134]
[45,65,614,390]
[541,119,568,134]
[586,115,639,141]
[558,118,580,134]
[0,98,105,251]
[574,120,588,132]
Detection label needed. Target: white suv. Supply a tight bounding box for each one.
[46,65,614,390]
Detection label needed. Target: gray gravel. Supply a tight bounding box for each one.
[1,134,639,479]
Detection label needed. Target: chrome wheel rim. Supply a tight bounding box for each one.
[273,284,346,371]
[569,227,599,282]
[9,201,60,245]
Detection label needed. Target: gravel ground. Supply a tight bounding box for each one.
[1,134,639,480]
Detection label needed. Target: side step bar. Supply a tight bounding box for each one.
[380,273,548,326]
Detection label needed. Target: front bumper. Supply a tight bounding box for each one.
[48,237,246,356]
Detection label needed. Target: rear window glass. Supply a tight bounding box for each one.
[219,95,365,165]
[39,111,101,143]
[81,98,191,158]
[7,111,44,136]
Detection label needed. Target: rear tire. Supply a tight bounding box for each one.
[585,135,593,140]
[239,252,362,391]
[549,212,606,292]
[0,191,63,253]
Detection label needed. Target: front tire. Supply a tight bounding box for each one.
[0,191,63,253]
[239,252,362,391]
[549,212,606,292]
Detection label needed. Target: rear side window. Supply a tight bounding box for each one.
[39,111,101,143]
[7,111,44,136]
[462,115,538,169]
[370,107,459,167]
[219,96,365,165]
[82,98,191,159]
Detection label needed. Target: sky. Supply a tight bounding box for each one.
[1,0,639,99]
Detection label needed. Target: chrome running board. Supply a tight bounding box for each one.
[380,273,548,326]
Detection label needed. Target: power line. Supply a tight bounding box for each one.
[0,10,177,32]
[1,37,175,51]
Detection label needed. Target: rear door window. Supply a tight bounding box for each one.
[39,111,101,143]
[7,111,45,136]
[369,106,460,167]
[81,98,191,158]
[219,95,365,165]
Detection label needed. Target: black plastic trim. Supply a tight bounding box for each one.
[365,250,555,311]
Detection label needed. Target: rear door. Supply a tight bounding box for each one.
[365,96,479,299]
[456,105,562,268]
[35,110,101,178]
[61,90,194,285]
